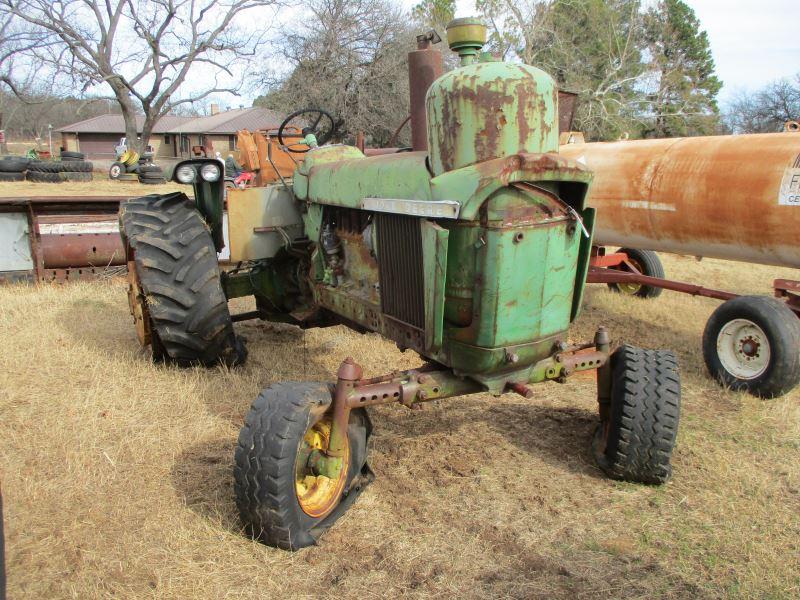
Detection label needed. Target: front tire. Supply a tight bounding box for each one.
[594,345,681,484]
[703,296,800,398]
[234,382,372,550]
[119,192,246,367]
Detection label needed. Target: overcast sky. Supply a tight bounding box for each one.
[401,0,798,103]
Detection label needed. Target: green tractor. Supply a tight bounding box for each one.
[120,19,681,550]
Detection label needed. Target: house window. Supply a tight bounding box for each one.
[164,134,170,145]
[229,134,236,149]
[180,135,189,153]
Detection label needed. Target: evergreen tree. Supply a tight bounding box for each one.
[644,0,721,137]
[539,0,648,141]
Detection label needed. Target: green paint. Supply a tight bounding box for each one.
[422,220,449,352]
[174,21,599,399]
[426,60,559,175]
[299,150,432,208]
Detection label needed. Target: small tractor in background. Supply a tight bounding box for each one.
[109,138,166,184]
[119,18,682,550]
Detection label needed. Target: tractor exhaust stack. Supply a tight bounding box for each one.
[408,30,443,152]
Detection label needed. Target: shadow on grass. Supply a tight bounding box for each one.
[171,435,242,535]
[171,397,607,545]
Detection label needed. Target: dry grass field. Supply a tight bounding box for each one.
[1,251,799,598]
[0,179,184,197]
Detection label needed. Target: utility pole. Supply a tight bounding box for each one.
[48,124,53,157]
[0,112,6,154]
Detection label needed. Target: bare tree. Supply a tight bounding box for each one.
[255,0,416,147]
[725,75,800,134]
[477,0,554,64]
[0,10,50,99]
[1,0,283,153]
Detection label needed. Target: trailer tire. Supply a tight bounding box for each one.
[607,248,664,299]
[26,171,62,183]
[703,296,800,398]
[0,157,28,172]
[119,192,246,367]
[0,172,25,181]
[234,382,371,550]
[593,345,680,484]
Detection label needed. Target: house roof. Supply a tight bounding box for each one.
[55,114,194,134]
[56,107,284,136]
[166,107,284,134]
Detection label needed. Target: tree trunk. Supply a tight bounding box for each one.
[108,80,143,155]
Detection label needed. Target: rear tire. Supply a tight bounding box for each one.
[593,345,681,484]
[61,171,92,182]
[26,171,62,183]
[703,296,800,398]
[119,192,246,367]
[607,248,665,299]
[0,157,28,172]
[234,382,371,550]
[28,160,65,173]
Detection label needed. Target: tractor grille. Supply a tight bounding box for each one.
[375,213,425,329]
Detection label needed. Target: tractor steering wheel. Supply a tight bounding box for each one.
[277,108,337,153]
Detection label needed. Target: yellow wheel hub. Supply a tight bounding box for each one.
[127,260,151,346]
[295,417,349,518]
[616,258,643,295]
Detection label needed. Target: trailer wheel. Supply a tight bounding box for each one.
[703,296,800,398]
[607,248,664,299]
[593,345,681,484]
[234,382,372,550]
[119,192,246,367]
[109,162,125,180]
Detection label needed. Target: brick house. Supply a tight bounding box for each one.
[57,106,284,160]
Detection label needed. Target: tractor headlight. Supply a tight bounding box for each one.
[200,163,221,182]
[175,165,196,183]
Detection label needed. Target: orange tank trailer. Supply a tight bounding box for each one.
[560,131,800,269]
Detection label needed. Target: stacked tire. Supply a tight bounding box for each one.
[138,164,166,185]
[0,156,29,181]
[26,157,94,183]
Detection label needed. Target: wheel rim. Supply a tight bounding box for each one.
[126,260,152,346]
[616,258,643,295]
[716,318,771,380]
[295,416,349,518]
[110,165,121,178]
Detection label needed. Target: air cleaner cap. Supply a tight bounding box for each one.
[445,17,487,58]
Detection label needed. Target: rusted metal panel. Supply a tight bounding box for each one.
[226,186,303,261]
[557,90,578,133]
[408,33,444,152]
[426,61,559,175]
[39,232,125,268]
[560,132,800,268]
[774,278,800,315]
